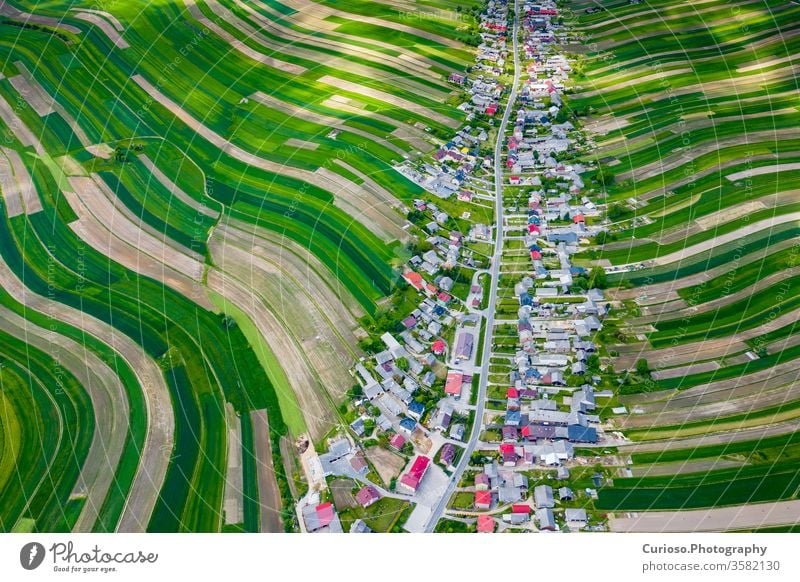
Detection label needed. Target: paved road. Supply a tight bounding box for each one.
[424,0,521,532]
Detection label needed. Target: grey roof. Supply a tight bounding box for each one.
[328,438,351,460]
[350,519,373,533]
[534,485,555,508]
[536,507,555,530]
[498,486,523,503]
[565,508,588,522]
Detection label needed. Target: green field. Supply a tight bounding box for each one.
[0,0,479,533]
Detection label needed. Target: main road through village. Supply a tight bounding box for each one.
[424,0,521,532]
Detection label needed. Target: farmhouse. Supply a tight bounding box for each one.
[534,485,555,508]
[356,486,381,508]
[302,502,343,533]
[399,455,431,493]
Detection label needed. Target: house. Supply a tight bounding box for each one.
[536,507,556,531]
[505,410,521,426]
[376,415,392,431]
[534,485,555,508]
[450,423,465,441]
[454,331,474,361]
[556,466,570,480]
[302,502,343,533]
[448,72,466,85]
[565,508,588,524]
[440,443,456,466]
[432,339,446,355]
[421,371,437,387]
[350,519,372,533]
[567,424,598,443]
[389,433,406,450]
[350,452,369,475]
[475,490,492,509]
[475,473,490,491]
[356,485,381,508]
[477,514,495,533]
[445,370,464,397]
[403,271,424,291]
[512,504,531,515]
[399,417,417,433]
[399,455,430,493]
[502,426,519,441]
[350,417,366,437]
[430,404,453,432]
[558,487,574,501]
[498,486,522,504]
[499,443,517,466]
[407,400,425,420]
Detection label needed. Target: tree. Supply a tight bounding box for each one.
[396,357,410,372]
[607,203,629,221]
[588,266,608,289]
[635,358,651,376]
[347,384,363,399]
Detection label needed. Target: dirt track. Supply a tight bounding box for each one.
[0,93,45,154]
[72,11,129,48]
[620,417,800,454]
[0,1,81,34]
[251,409,282,532]
[610,500,800,532]
[137,154,219,218]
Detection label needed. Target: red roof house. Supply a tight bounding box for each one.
[475,490,492,509]
[399,455,430,493]
[512,504,531,514]
[404,271,424,290]
[431,339,446,355]
[390,433,406,450]
[477,514,495,533]
[445,371,464,396]
[316,502,335,528]
[507,387,519,398]
[475,473,490,490]
[499,443,518,466]
[573,214,585,223]
[530,250,542,260]
[356,486,381,508]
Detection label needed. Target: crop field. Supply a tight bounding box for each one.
[567,0,800,523]
[0,0,478,532]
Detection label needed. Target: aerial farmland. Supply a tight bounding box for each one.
[0,0,798,549]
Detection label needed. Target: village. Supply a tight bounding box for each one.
[296,0,625,534]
